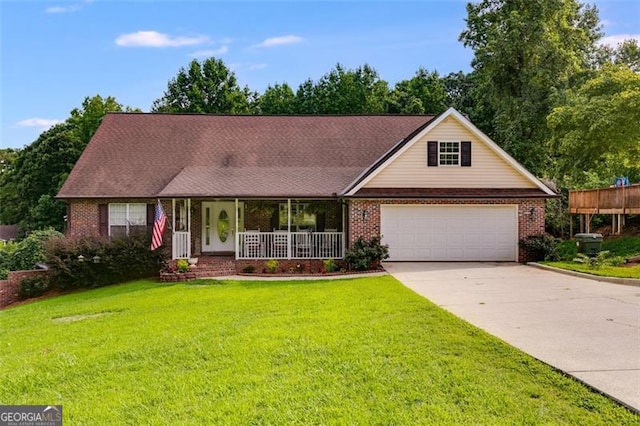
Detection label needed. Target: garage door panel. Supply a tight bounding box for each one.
[381,205,517,261]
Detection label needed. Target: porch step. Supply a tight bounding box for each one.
[189,258,236,278]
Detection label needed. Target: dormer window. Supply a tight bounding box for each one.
[439,142,460,165]
[428,141,472,167]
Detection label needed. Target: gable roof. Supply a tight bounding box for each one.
[57,113,434,199]
[342,108,556,196]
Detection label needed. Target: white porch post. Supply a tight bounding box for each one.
[287,198,292,259]
[342,201,347,257]
[171,198,176,259]
[235,198,239,259]
[187,198,191,259]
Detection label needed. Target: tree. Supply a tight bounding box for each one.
[69,95,128,144]
[152,58,253,114]
[386,68,447,114]
[547,64,640,187]
[460,0,602,174]
[596,39,640,72]
[0,95,128,233]
[2,123,82,231]
[294,64,389,114]
[256,83,296,114]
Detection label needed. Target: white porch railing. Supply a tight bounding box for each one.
[172,231,191,259]
[237,231,344,259]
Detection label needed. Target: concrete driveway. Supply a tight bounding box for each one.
[384,262,640,412]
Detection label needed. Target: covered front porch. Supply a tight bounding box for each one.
[169,198,346,260]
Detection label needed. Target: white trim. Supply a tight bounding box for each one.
[437,141,461,166]
[108,202,146,237]
[344,108,555,196]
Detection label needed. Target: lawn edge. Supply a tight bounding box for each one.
[528,262,640,287]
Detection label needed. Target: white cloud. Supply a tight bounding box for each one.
[598,34,640,48]
[45,0,92,14]
[254,35,304,48]
[17,118,63,130]
[188,46,229,58]
[248,63,268,70]
[115,31,209,47]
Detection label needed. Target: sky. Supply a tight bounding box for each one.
[1,1,639,150]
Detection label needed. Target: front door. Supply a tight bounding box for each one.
[202,201,244,253]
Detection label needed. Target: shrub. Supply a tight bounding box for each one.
[323,258,339,273]
[265,259,278,273]
[242,265,255,273]
[8,229,63,271]
[176,259,190,273]
[555,240,578,261]
[519,233,560,261]
[344,236,389,271]
[19,274,51,299]
[573,250,625,269]
[45,234,166,291]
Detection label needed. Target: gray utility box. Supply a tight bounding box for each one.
[574,233,603,256]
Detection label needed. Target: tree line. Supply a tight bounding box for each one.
[1,0,638,236]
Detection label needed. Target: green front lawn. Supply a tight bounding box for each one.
[549,235,640,279]
[0,277,636,424]
[542,262,640,279]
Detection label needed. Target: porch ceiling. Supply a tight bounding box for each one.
[158,166,364,198]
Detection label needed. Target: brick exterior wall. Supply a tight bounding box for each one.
[67,200,101,237]
[0,270,49,309]
[235,259,330,274]
[347,198,545,263]
[67,198,158,238]
[67,198,545,263]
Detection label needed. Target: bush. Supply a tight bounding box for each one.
[344,236,389,271]
[323,258,339,273]
[45,234,166,291]
[265,259,278,273]
[7,229,63,271]
[19,274,51,299]
[573,250,625,269]
[242,265,255,273]
[176,259,189,273]
[519,233,560,261]
[554,240,578,261]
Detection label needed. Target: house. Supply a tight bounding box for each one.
[0,225,18,245]
[57,108,555,271]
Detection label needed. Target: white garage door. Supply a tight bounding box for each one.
[380,205,517,261]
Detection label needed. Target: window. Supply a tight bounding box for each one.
[427,141,471,167]
[439,141,460,166]
[279,203,316,231]
[109,203,147,237]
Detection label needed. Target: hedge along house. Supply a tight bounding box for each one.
[57,108,555,271]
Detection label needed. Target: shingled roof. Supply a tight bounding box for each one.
[57,113,434,198]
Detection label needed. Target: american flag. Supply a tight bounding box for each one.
[151,199,166,251]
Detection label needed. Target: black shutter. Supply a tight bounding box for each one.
[461,141,472,167]
[427,141,438,166]
[98,204,108,237]
[147,204,155,233]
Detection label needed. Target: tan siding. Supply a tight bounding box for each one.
[365,117,536,188]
